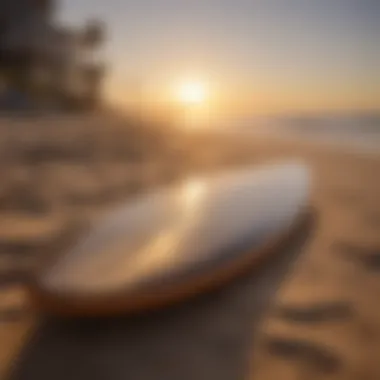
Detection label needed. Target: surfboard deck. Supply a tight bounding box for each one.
[27,161,311,316]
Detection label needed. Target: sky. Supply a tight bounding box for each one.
[58,0,380,117]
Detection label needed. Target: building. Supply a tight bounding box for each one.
[0,0,106,112]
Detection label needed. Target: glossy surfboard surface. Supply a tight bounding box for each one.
[28,161,311,316]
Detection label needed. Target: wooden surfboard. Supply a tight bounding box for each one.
[27,161,311,316]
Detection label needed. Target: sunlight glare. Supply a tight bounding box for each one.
[177,81,207,105]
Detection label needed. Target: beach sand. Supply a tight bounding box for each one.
[0,116,379,379]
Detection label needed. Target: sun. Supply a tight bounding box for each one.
[177,81,208,105]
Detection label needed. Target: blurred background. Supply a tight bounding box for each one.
[0,0,379,377]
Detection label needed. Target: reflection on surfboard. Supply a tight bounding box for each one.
[29,161,311,316]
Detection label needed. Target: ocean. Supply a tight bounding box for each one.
[218,112,380,154]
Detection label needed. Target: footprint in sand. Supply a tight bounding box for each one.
[333,241,380,271]
[273,301,353,323]
[264,335,341,374]
[0,272,30,287]
[0,285,30,322]
[0,306,29,322]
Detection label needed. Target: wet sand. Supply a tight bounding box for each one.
[1,116,380,379]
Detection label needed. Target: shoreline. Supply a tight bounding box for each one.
[204,126,380,157]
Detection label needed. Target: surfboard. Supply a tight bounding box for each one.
[27,161,311,316]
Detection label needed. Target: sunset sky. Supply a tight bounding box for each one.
[59,0,380,118]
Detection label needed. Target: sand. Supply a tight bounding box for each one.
[0,115,380,379]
